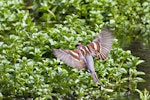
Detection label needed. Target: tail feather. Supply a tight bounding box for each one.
[92,73,99,83]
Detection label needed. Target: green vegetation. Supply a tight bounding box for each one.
[136,89,150,100]
[0,0,149,99]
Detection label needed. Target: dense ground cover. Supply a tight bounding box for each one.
[0,0,149,99]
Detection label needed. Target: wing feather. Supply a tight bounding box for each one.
[88,29,114,60]
[53,49,86,70]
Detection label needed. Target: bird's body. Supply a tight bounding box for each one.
[53,29,114,83]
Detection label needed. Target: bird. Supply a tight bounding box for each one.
[53,29,114,83]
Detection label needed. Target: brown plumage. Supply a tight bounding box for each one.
[53,29,114,83]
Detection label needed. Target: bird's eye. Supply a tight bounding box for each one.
[75,44,79,48]
[75,43,82,48]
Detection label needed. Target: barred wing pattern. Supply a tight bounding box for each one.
[53,49,86,70]
[88,29,114,60]
[53,29,114,83]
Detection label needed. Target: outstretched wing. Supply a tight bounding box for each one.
[88,29,114,60]
[53,49,86,70]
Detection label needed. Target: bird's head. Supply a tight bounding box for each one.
[75,43,84,49]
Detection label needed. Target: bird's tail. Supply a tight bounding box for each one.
[92,73,99,83]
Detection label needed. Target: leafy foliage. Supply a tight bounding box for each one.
[136,89,150,100]
[0,0,147,99]
[32,0,150,46]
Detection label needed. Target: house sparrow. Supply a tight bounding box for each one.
[53,29,114,83]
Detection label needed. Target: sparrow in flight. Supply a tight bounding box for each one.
[53,29,114,83]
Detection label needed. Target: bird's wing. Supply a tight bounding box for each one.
[53,49,86,70]
[88,29,114,60]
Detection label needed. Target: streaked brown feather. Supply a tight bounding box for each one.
[53,49,86,70]
[53,29,114,83]
[88,29,114,60]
